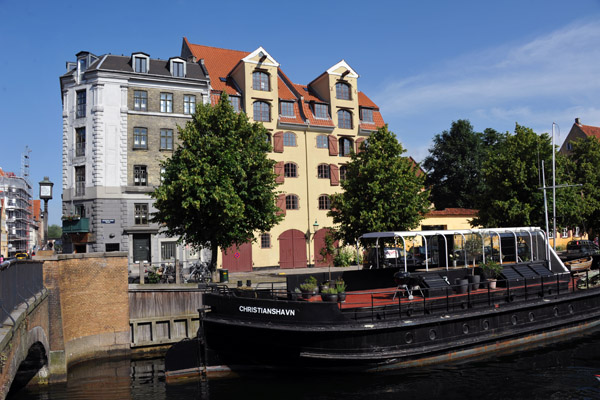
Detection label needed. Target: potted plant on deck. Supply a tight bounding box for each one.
[300,276,319,299]
[320,287,338,302]
[335,278,347,302]
[481,260,502,289]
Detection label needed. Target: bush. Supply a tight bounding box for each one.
[334,248,354,267]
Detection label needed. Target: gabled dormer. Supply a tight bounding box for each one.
[169,57,186,77]
[71,51,99,83]
[131,52,150,74]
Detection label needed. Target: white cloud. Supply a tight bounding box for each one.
[375,21,600,120]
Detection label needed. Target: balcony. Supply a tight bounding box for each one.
[62,217,90,233]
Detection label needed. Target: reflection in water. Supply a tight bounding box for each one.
[9,329,600,400]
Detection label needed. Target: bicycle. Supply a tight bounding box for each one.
[186,261,212,283]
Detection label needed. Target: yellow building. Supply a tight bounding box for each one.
[182,39,385,271]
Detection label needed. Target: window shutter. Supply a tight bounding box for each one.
[328,135,338,156]
[356,137,365,153]
[273,131,284,153]
[274,162,285,183]
[276,194,286,216]
[330,164,339,186]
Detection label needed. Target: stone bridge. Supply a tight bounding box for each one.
[0,260,48,399]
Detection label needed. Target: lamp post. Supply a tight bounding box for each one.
[39,176,54,248]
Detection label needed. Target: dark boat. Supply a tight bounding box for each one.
[165,227,600,382]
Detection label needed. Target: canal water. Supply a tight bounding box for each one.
[10,329,600,400]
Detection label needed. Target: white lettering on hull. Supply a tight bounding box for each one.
[239,305,296,316]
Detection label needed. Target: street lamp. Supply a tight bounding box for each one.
[39,176,54,248]
[313,220,319,233]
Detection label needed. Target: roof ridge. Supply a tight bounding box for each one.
[187,41,250,56]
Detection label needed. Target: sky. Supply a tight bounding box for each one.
[2,0,600,226]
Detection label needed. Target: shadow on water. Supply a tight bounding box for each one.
[9,328,600,400]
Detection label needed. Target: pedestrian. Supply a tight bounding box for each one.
[595,237,599,247]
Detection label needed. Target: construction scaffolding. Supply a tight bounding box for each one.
[0,168,33,257]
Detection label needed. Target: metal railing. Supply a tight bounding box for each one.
[0,260,44,327]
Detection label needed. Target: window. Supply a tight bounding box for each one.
[230,96,241,112]
[134,203,149,225]
[284,163,297,178]
[75,166,85,196]
[253,71,270,91]
[133,127,148,149]
[260,233,271,249]
[75,204,86,218]
[160,167,166,183]
[160,129,173,150]
[316,135,328,149]
[161,242,176,260]
[134,56,148,73]
[318,195,331,210]
[336,82,351,100]
[285,194,299,210]
[134,165,147,186]
[265,132,271,145]
[314,103,329,119]
[339,137,353,157]
[134,90,147,111]
[160,93,173,113]
[361,108,374,123]
[567,142,573,151]
[283,132,296,147]
[172,61,184,77]
[340,165,348,181]
[106,243,120,252]
[184,95,196,114]
[280,101,294,117]
[253,101,270,122]
[337,109,352,129]
[75,127,85,157]
[317,164,330,179]
[76,90,86,118]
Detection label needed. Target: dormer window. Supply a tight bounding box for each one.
[314,103,329,119]
[336,82,351,100]
[253,71,270,91]
[360,108,374,123]
[280,101,294,117]
[170,58,186,77]
[132,53,149,73]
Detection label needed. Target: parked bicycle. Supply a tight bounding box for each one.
[186,261,212,283]
[158,263,175,284]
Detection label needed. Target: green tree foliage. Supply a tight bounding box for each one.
[423,120,505,210]
[472,124,551,228]
[328,126,430,244]
[561,137,600,236]
[151,93,283,271]
[47,224,62,239]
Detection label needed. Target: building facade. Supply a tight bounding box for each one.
[559,118,600,154]
[181,38,385,271]
[60,51,211,266]
[0,168,34,257]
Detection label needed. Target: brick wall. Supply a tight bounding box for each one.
[43,252,130,368]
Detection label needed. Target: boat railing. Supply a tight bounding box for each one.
[222,270,600,323]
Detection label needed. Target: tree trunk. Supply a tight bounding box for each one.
[210,242,218,273]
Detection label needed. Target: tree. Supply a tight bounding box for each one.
[423,120,506,210]
[151,93,283,271]
[328,125,430,244]
[423,120,485,209]
[472,124,552,228]
[561,136,600,237]
[47,224,62,239]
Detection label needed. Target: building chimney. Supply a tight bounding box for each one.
[187,56,197,63]
[575,118,581,125]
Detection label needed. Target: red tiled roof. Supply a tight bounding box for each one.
[292,83,324,103]
[277,76,296,100]
[184,38,248,95]
[426,208,479,217]
[279,101,305,125]
[358,91,378,108]
[578,123,600,139]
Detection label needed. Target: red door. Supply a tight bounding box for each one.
[279,229,308,269]
[222,242,253,272]
[314,228,339,267]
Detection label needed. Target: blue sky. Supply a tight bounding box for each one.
[2,0,600,225]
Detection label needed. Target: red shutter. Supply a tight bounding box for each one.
[328,135,338,156]
[330,164,339,186]
[356,137,365,153]
[274,161,285,183]
[276,194,286,216]
[273,131,284,153]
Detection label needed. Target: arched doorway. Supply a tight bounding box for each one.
[221,242,253,272]
[279,229,308,269]
[314,228,339,267]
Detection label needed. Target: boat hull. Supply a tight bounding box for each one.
[166,286,600,381]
